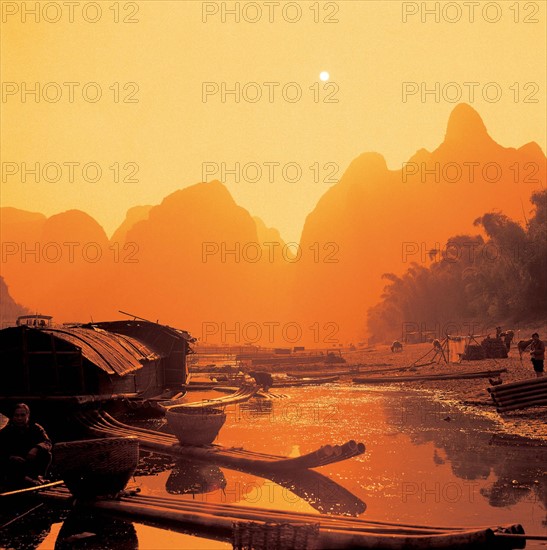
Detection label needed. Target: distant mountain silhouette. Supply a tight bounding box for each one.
[293,104,546,341]
[110,205,153,244]
[1,105,544,343]
[0,276,30,326]
[103,181,292,339]
[1,208,111,320]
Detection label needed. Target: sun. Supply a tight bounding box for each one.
[319,71,330,81]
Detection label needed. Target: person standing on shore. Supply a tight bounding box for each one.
[529,333,545,378]
[518,332,545,378]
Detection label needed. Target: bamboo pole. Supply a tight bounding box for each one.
[487,377,547,393]
[0,503,44,530]
[38,488,511,535]
[120,493,501,533]
[490,386,547,401]
[123,496,452,535]
[123,494,453,534]
[492,388,547,406]
[490,389,547,405]
[0,480,64,497]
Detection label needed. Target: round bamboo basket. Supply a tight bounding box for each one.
[53,437,139,498]
[166,406,226,446]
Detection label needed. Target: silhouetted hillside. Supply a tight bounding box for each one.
[1,105,545,344]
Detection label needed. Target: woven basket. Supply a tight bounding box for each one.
[166,406,226,446]
[232,521,320,550]
[53,437,139,498]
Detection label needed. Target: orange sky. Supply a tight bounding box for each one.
[1,1,546,243]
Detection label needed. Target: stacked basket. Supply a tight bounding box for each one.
[481,337,508,359]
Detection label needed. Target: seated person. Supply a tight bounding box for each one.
[0,403,52,487]
[248,371,273,391]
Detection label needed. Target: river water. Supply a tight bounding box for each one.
[3,384,546,549]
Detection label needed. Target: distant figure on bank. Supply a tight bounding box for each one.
[496,326,502,339]
[391,340,403,353]
[502,330,514,352]
[0,403,52,487]
[518,333,545,378]
[249,371,273,391]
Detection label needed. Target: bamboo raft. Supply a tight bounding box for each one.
[353,369,508,385]
[212,386,288,399]
[38,488,526,549]
[76,411,365,473]
[487,377,547,413]
[161,384,260,411]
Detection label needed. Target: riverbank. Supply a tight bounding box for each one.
[262,342,546,442]
[345,343,547,441]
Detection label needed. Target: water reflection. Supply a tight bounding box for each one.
[236,399,273,420]
[55,510,138,549]
[0,500,62,550]
[266,470,366,516]
[383,392,547,510]
[8,386,545,549]
[162,458,365,515]
[167,461,227,496]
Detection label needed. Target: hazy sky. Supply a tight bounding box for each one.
[2,0,545,243]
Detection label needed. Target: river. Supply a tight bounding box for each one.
[2,384,545,549]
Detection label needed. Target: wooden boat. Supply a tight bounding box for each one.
[53,437,139,498]
[166,407,226,446]
[272,375,339,387]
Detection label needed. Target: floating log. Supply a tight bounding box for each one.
[353,369,507,385]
